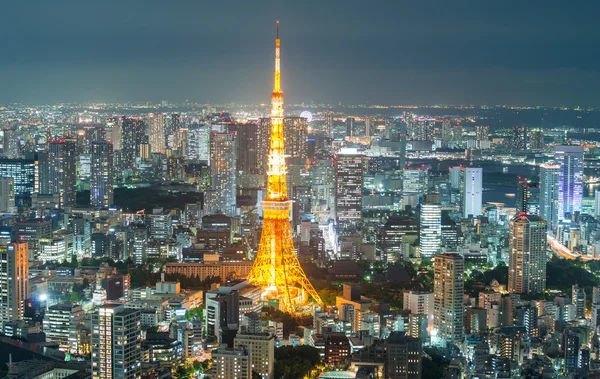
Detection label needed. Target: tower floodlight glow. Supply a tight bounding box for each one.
[247,23,322,313]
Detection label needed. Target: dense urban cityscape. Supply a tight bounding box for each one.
[2,2,600,379]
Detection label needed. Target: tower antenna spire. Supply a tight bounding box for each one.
[247,21,322,313]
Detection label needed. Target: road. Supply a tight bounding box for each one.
[547,235,600,261]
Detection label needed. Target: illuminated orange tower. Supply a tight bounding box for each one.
[247,22,322,313]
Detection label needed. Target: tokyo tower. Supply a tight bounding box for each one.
[247,22,322,313]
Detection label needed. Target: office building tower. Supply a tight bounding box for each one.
[402,169,428,199]
[0,242,28,326]
[516,178,540,214]
[209,132,237,216]
[257,118,271,173]
[148,209,173,240]
[540,163,560,232]
[378,216,418,263]
[92,304,141,379]
[403,290,434,333]
[572,284,586,320]
[413,117,435,141]
[564,332,580,374]
[433,253,464,345]
[121,118,146,170]
[90,141,114,208]
[345,117,355,138]
[187,124,210,163]
[398,120,408,168]
[508,213,547,294]
[211,346,251,379]
[529,130,544,149]
[232,123,258,174]
[0,158,37,206]
[449,166,463,190]
[365,117,372,138]
[419,197,441,258]
[0,178,15,214]
[284,117,308,161]
[205,290,240,346]
[44,140,77,207]
[13,218,52,259]
[511,125,528,150]
[335,148,363,235]
[463,167,483,218]
[555,145,584,219]
[386,331,422,379]
[43,302,84,353]
[233,333,275,379]
[147,113,166,154]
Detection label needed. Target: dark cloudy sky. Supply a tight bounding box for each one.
[0,1,597,106]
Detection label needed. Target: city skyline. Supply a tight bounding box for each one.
[1,1,599,106]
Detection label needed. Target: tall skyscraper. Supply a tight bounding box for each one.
[508,213,547,294]
[539,163,560,232]
[335,148,363,235]
[433,253,464,345]
[45,140,77,207]
[463,167,483,218]
[0,158,37,206]
[385,331,422,379]
[0,178,16,214]
[0,242,28,326]
[209,132,237,216]
[121,117,146,170]
[555,145,584,219]
[419,195,441,258]
[283,117,308,161]
[233,333,275,379]
[247,22,322,313]
[345,117,355,138]
[92,304,141,379]
[515,177,540,214]
[511,125,528,150]
[187,124,210,163]
[147,113,166,154]
[90,141,114,208]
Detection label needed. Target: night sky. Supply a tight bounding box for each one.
[1,1,597,106]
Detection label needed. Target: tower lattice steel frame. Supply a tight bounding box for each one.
[247,22,322,313]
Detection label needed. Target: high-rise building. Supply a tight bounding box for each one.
[283,117,308,161]
[208,132,237,216]
[564,331,580,374]
[463,167,483,218]
[345,117,355,138]
[147,113,166,154]
[385,331,422,379]
[515,178,540,214]
[511,125,528,150]
[0,158,37,206]
[43,302,85,353]
[419,197,441,258]
[91,304,141,379]
[335,148,363,235]
[211,346,251,379]
[0,178,16,214]
[449,166,463,190]
[187,124,210,163]
[433,253,464,345]
[378,216,418,263]
[121,118,146,170]
[572,284,586,320]
[0,243,28,326]
[529,130,544,149]
[233,333,275,379]
[539,163,560,232]
[246,22,322,313]
[402,169,428,199]
[555,145,584,219]
[90,141,114,208]
[44,140,77,207]
[508,213,547,294]
[231,123,259,174]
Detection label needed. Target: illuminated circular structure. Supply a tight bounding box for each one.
[300,111,313,123]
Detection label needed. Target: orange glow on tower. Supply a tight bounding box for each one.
[247,22,322,313]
